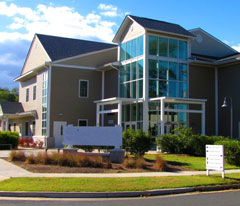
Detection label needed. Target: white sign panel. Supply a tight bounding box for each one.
[206,145,224,178]
[63,125,122,148]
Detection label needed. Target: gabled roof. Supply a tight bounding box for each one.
[36,34,117,61]
[0,102,24,114]
[129,15,195,38]
[113,15,195,43]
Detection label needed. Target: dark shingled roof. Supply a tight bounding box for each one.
[0,102,24,114]
[36,34,117,61]
[129,15,195,38]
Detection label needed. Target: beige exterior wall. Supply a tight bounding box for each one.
[18,68,48,137]
[191,29,236,58]
[56,47,117,67]
[21,36,51,75]
[49,66,102,137]
[218,63,240,138]
[189,64,216,135]
[120,21,145,43]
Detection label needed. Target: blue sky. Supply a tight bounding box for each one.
[0,0,240,89]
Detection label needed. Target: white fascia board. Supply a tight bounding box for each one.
[51,46,117,64]
[149,97,207,104]
[14,63,47,82]
[146,28,195,40]
[46,63,96,70]
[189,28,237,53]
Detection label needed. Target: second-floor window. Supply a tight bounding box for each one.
[33,85,36,100]
[26,88,29,102]
[79,80,89,98]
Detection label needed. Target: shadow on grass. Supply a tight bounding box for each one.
[166,160,190,167]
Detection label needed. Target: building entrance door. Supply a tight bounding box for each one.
[125,122,137,130]
[53,121,67,148]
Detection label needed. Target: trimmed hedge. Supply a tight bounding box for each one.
[156,128,226,157]
[0,131,19,149]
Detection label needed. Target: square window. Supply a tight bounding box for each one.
[26,88,29,102]
[78,119,88,126]
[33,85,36,100]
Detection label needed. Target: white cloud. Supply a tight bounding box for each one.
[232,44,240,52]
[0,2,123,43]
[0,53,24,66]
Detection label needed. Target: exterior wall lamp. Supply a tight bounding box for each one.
[221,96,233,139]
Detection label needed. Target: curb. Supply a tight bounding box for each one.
[0,184,240,198]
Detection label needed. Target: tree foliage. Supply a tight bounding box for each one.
[0,88,18,102]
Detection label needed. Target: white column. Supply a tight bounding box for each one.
[143,33,149,132]
[215,67,218,136]
[5,119,8,131]
[47,65,52,137]
[96,104,100,126]
[118,101,122,125]
[101,71,105,126]
[160,99,165,135]
[1,120,4,131]
[201,103,206,135]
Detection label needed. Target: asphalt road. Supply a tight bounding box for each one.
[0,190,240,206]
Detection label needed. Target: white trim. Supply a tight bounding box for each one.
[47,63,96,70]
[189,28,237,53]
[215,67,218,136]
[78,119,88,126]
[78,79,89,98]
[46,65,52,137]
[165,108,203,114]
[52,47,117,64]
[99,109,119,114]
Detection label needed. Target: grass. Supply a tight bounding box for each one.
[0,174,240,192]
[144,154,240,171]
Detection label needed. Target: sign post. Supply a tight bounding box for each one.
[206,145,225,178]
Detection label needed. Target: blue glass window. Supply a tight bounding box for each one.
[169,39,178,58]
[159,80,167,97]
[159,37,168,57]
[132,39,137,58]
[179,40,187,60]
[131,81,136,98]
[126,41,131,60]
[179,82,188,98]
[169,62,177,80]
[137,80,143,98]
[138,36,143,56]
[179,63,187,81]
[168,81,177,97]
[149,59,158,79]
[126,64,130,81]
[159,61,168,80]
[149,35,158,56]
[137,60,143,79]
[131,62,137,80]
[120,66,126,83]
[149,79,158,98]
[120,43,126,61]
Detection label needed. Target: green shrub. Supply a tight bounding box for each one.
[215,140,240,166]
[122,129,154,156]
[156,128,227,157]
[0,131,19,149]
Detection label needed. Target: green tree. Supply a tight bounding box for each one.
[0,88,18,102]
[122,129,154,156]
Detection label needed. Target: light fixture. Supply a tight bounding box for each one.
[221,96,233,139]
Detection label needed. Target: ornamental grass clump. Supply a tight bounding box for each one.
[9,151,26,161]
[122,156,147,169]
[152,155,167,171]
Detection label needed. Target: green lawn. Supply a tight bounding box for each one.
[144,154,240,171]
[0,174,240,192]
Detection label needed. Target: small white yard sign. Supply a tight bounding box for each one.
[206,145,225,178]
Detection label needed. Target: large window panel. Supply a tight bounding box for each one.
[138,36,143,56]
[120,66,126,83]
[159,61,168,80]
[137,60,143,79]
[120,43,126,61]
[168,81,177,97]
[126,83,130,98]
[131,104,137,121]
[179,40,187,60]
[137,103,143,121]
[149,79,158,98]
[149,59,158,79]
[126,64,130,81]
[159,37,168,57]
[149,35,158,56]
[132,39,137,58]
[179,82,188,98]
[159,80,167,97]
[126,41,131,60]
[120,83,126,98]
[169,62,177,80]
[137,80,143,98]
[169,39,178,58]
[179,63,187,81]
[131,62,137,80]
[131,81,136,98]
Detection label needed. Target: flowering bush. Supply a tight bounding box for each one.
[18,138,44,148]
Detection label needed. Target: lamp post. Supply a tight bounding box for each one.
[221,96,233,139]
